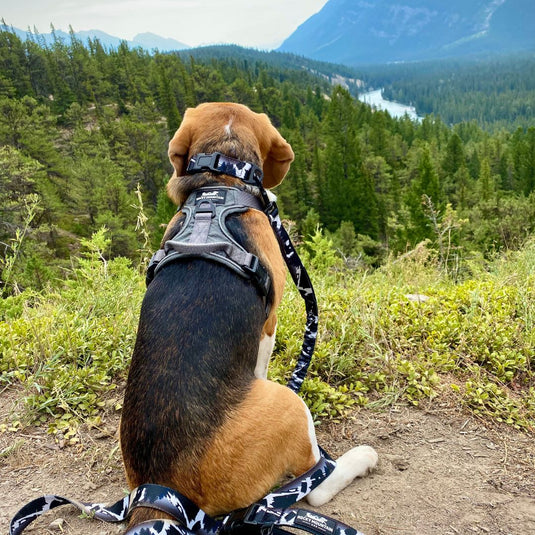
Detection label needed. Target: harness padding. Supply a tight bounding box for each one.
[149,186,272,309]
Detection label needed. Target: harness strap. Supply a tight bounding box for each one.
[190,200,215,244]
[164,241,257,277]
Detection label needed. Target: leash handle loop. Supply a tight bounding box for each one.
[9,493,130,535]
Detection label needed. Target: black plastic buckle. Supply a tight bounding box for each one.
[187,152,221,174]
[243,256,271,298]
[221,504,273,533]
[187,152,264,187]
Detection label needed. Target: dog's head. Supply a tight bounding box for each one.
[167,103,294,204]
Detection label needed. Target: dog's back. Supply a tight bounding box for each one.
[120,256,267,506]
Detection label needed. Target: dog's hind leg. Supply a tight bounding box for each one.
[280,390,378,507]
[295,394,378,507]
[255,315,277,380]
[305,444,378,507]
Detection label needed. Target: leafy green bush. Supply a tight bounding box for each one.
[274,234,535,428]
[1,229,534,433]
[0,229,144,435]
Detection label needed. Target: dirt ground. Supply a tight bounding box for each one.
[1,387,534,535]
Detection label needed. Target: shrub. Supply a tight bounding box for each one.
[2,228,534,432]
[0,229,144,436]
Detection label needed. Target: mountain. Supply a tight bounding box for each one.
[131,32,189,51]
[278,0,535,65]
[2,25,189,52]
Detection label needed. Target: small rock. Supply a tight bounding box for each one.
[393,459,410,471]
[49,518,65,531]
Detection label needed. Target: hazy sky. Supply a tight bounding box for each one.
[1,0,329,49]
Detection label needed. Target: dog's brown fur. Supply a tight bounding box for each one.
[120,103,377,530]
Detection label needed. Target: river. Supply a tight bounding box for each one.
[358,89,421,121]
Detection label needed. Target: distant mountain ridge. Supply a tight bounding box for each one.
[2,25,190,52]
[278,0,535,65]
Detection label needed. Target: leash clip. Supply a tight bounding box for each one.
[263,200,279,219]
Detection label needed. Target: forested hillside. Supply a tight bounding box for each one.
[1,27,535,294]
[1,27,535,443]
[278,0,535,65]
[364,54,535,130]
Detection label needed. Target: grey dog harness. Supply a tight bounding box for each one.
[147,186,272,312]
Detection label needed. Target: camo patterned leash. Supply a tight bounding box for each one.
[186,152,319,393]
[258,190,318,393]
[9,450,365,535]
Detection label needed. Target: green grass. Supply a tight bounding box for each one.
[1,229,534,436]
[273,233,535,428]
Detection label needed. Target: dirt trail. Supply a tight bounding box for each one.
[1,388,534,535]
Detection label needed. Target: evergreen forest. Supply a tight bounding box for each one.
[370,54,535,131]
[1,28,535,291]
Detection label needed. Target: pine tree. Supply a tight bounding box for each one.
[442,133,465,176]
[405,144,442,245]
[478,157,496,202]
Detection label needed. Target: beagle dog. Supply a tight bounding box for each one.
[119,102,378,529]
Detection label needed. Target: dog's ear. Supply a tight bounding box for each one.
[261,117,294,189]
[167,109,194,204]
[168,114,192,178]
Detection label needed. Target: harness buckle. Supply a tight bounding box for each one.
[243,256,271,300]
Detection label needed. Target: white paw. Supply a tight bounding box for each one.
[306,445,378,507]
[344,444,379,475]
